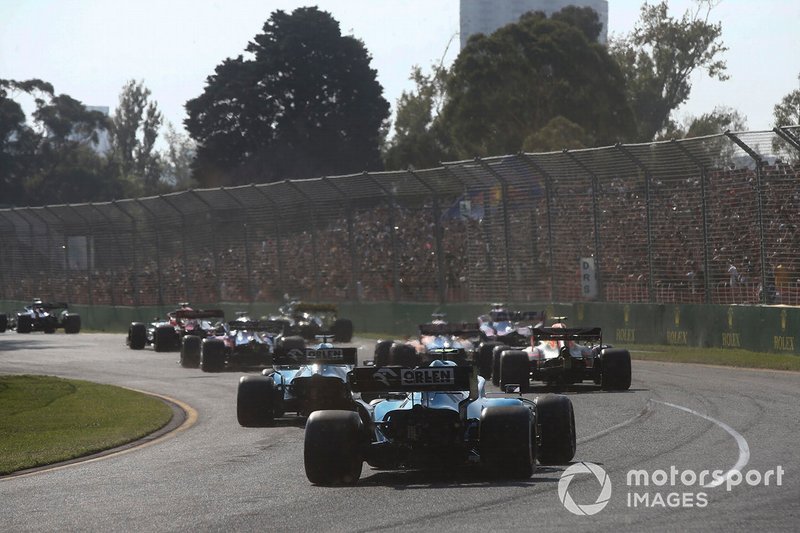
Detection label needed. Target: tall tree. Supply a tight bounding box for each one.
[773,73,800,128]
[440,10,635,158]
[109,80,163,195]
[185,7,390,186]
[658,105,746,140]
[161,121,197,190]
[610,0,728,141]
[383,65,453,170]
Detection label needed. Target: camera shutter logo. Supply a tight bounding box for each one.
[558,462,612,516]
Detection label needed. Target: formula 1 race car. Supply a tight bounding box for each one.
[236,337,358,427]
[273,298,354,342]
[476,305,545,380]
[303,360,577,485]
[373,314,481,368]
[519,321,632,391]
[0,299,81,334]
[188,317,290,372]
[126,305,224,352]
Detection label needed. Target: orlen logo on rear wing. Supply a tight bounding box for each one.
[348,365,474,393]
[275,347,357,365]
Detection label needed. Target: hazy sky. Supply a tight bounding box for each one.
[2,0,798,142]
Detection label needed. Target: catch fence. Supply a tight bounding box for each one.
[2,127,800,307]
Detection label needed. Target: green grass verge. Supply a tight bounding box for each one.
[0,375,173,475]
[628,345,800,371]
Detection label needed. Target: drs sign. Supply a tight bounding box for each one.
[581,257,598,299]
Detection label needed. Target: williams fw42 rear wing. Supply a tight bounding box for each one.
[273,347,358,366]
[531,327,603,345]
[348,365,478,398]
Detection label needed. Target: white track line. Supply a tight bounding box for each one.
[654,400,750,488]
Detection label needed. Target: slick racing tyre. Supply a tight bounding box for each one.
[16,314,32,334]
[237,375,278,427]
[373,339,394,367]
[536,394,576,465]
[200,338,226,372]
[304,410,364,485]
[491,345,510,387]
[477,341,502,379]
[500,350,530,393]
[180,335,201,368]
[128,323,147,350]
[600,349,632,391]
[153,325,176,352]
[62,313,81,334]
[0,314,7,333]
[389,343,419,367]
[479,405,534,479]
[332,318,354,343]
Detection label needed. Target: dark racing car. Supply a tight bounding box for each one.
[1,299,81,334]
[236,336,358,427]
[126,304,224,352]
[188,316,290,372]
[272,298,354,342]
[303,360,577,485]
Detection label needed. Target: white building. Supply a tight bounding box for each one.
[460,0,609,49]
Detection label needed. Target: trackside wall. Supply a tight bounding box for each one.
[1,300,797,355]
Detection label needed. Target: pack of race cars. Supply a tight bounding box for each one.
[3,297,631,486]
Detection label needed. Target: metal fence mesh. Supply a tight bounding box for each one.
[2,128,799,307]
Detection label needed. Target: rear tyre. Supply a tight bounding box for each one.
[600,349,632,391]
[500,350,531,392]
[389,343,419,367]
[536,394,576,465]
[200,338,226,372]
[62,313,81,334]
[180,335,202,368]
[491,345,510,387]
[374,339,394,366]
[16,314,32,334]
[128,323,147,350]
[332,318,354,342]
[304,410,363,485]
[0,314,7,333]
[237,375,277,427]
[277,335,306,360]
[153,325,176,352]
[477,342,501,379]
[480,405,534,479]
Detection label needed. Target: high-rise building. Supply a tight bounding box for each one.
[460,0,609,49]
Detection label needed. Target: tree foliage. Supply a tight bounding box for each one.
[383,65,453,170]
[610,0,728,141]
[185,7,390,186]
[773,73,800,128]
[438,10,634,159]
[0,79,119,206]
[109,80,163,195]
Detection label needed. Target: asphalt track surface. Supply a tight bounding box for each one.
[1,333,798,532]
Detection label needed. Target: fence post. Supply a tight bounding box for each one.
[187,190,222,302]
[671,139,711,304]
[219,187,254,303]
[725,131,767,303]
[284,180,321,301]
[159,195,191,304]
[135,199,164,307]
[518,154,557,302]
[43,206,71,303]
[112,201,140,307]
[322,177,359,301]
[88,203,120,306]
[366,172,400,302]
[407,169,446,304]
[476,157,512,302]
[615,144,655,302]
[65,205,95,306]
[250,184,286,298]
[563,149,605,302]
